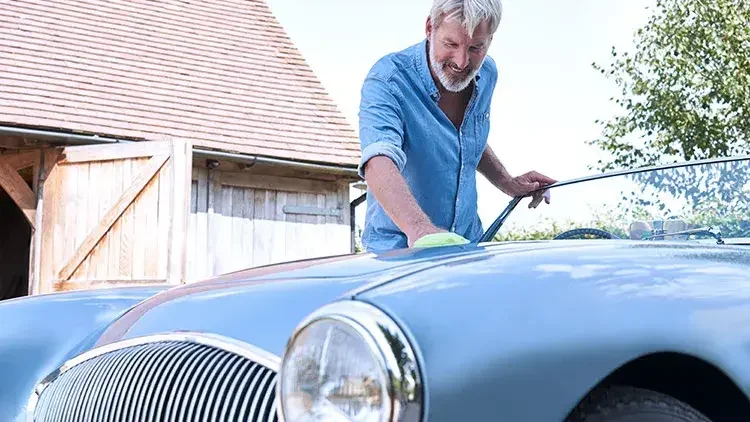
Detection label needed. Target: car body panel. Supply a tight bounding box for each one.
[0,287,167,422]
[92,246,496,352]
[112,277,373,356]
[355,240,750,420]
[5,238,750,421]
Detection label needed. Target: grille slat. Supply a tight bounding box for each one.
[111,344,158,422]
[149,343,201,422]
[132,342,184,421]
[185,347,225,421]
[217,359,254,422]
[196,349,236,420]
[169,346,216,422]
[205,354,243,422]
[210,355,245,422]
[82,351,121,421]
[248,369,275,422]
[31,336,280,422]
[237,365,267,420]
[227,363,262,422]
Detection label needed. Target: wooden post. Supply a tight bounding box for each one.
[168,139,192,285]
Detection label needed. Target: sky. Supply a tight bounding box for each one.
[264,0,655,229]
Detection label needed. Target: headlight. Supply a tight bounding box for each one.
[278,301,423,422]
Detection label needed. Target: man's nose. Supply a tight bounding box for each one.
[454,50,469,69]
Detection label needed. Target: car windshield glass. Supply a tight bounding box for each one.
[491,156,750,244]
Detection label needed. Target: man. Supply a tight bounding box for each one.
[357,0,556,253]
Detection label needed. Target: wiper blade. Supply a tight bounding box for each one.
[643,226,725,245]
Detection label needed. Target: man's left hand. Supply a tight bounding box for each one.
[501,171,557,208]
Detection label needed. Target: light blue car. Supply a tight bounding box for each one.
[4,155,750,422]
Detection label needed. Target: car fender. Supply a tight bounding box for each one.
[0,287,166,422]
[356,242,750,420]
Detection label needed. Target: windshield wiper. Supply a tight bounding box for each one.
[643,226,725,245]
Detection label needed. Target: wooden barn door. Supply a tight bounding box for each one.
[38,140,191,293]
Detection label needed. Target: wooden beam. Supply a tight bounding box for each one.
[53,278,169,292]
[59,141,171,164]
[43,148,63,176]
[283,205,342,217]
[0,151,39,171]
[0,162,36,228]
[56,154,170,281]
[221,172,336,194]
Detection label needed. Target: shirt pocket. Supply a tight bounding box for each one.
[474,111,491,159]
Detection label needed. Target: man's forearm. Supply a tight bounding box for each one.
[363,156,437,240]
[478,144,513,195]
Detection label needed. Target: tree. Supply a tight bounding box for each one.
[590,0,749,172]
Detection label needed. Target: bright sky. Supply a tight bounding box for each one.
[264,0,655,229]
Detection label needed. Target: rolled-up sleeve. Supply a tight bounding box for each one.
[357,76,406,179]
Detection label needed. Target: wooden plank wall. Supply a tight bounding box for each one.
[187,168,351,281]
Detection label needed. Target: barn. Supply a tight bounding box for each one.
[0,0,363,299]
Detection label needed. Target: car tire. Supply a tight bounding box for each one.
[566,385,712,421]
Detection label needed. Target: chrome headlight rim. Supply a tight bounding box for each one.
[278,300,424,422]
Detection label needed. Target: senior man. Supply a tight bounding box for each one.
[357,0,556,253]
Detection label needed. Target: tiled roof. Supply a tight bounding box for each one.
[0,0,361,167]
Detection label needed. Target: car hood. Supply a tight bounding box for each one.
[93,240,750,357]
[92,242,546,354]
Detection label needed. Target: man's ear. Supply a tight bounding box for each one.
[425,16,433,39]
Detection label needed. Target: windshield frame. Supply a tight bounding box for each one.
[479,154,750,243]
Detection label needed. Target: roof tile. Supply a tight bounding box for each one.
[0,0,361,167]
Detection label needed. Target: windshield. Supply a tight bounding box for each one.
[486,156,750,244]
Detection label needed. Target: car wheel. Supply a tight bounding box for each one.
[567,385,712,421]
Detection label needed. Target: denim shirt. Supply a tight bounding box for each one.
[357,39,498,253]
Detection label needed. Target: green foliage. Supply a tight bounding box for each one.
[590,0,750,172]
[680,204,750,238]
[354,225,364,253]
[493,205,636,241]
[493,199,750,242]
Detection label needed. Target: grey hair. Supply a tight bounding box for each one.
[430,0,503,36]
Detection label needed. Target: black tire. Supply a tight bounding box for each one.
[567,385,712,422]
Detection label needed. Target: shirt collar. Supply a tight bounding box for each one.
[415,38,483,101]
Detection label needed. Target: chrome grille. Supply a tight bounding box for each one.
[30,333,280,422]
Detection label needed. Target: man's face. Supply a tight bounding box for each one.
[426,15,492,93]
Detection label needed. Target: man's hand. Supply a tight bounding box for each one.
[407,223,447,247]
[501,171,557,208]
[412,232,470,248]
[477,146,557,208]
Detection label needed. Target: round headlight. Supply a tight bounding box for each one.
[279,301,423,422]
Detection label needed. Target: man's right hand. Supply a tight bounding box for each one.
[407,223,448,247]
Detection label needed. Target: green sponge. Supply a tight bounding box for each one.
[413,232,470,248]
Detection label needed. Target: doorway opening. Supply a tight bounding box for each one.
[0,166,33,301]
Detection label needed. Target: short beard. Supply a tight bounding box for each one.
[428,36,482,93]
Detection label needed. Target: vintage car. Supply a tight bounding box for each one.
[3,154,750,422]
